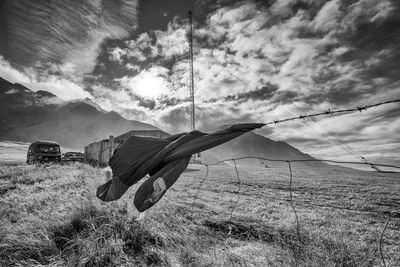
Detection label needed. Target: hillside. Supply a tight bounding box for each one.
[0,77,158,148]
[201,131,349,170]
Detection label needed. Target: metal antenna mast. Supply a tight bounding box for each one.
[188,10,195,132]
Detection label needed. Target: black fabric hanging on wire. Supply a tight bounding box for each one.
[96,123,265,211]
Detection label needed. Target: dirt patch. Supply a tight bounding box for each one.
[16,178,44,186]
[0,174,14,180]
[203,219,281,242]
[0,184,17,195]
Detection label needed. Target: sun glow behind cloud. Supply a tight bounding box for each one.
[118,67,171,99]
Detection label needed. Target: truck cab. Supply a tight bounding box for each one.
[63,151,85,162]
[27,140,61,164]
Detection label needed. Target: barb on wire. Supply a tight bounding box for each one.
[263,99,400,126]
[260,161,269,168]
[287,161,301,241]
[357,106,367,112]
[379,212,391,267]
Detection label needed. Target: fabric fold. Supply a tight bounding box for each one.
[96,177,129,202]
[134,157,191,212]
[96,123,265,211]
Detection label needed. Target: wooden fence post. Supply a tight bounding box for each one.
[98,141,103,167]
[109,135,114,162]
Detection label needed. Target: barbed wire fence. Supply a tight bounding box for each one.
[180,99,400,266]
[177,25,400,264]
[138,99,400,265]
[262,99,400,126]
[185,157,399,266]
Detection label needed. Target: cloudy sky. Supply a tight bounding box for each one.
[0,0,399,166]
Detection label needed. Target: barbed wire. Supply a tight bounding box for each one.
[181,57,399,264]
[206,156,400,171]
[189,159,399,217]
[379,213,391,267]
[147,97,399,264]
[263,99,400,126]
[182,57,400,265]
[288,104,367,163]
[287,161,301,241]
[228,159,241,222]
[140,98,400,265]
[190,163,209,216]
[213,60,249,86]
[209,53,400,130]
[186,156,400,266]
[100,98,400,179]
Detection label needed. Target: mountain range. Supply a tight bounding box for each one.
[0,77,156,148]
[0,76,347,170]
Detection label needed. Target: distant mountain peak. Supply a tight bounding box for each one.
[13,83,32,93]
[36,90,57,98]
[0,77,59,100]
[106,110,121,116]
[81,97,105,112]
[0,75,160,148]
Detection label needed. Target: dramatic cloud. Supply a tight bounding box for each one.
[0,56,91,100]
[154,20,189,60]
[0,56,31,84]
[2,0,138,75]
[29,77,92,101]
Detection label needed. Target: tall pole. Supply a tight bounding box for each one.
[188,10,195,132]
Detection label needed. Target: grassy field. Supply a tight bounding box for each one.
[0,162,399,266]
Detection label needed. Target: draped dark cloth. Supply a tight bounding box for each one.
[96,123,265,211]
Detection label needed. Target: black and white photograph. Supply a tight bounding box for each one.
[0,0,399,266]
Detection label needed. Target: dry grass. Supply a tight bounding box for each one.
[0,162,399,266]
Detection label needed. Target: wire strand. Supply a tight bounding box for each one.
[288,161,301,241]
[228,159,241,221]
[206,156,400,171]
[187,157,399,266]
[290,103,366,162]
[264,99,400,126]
[379,212,391,267]
[190,163,209,216]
